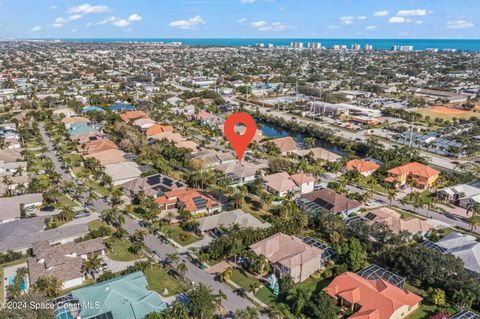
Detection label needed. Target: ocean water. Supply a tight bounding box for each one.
[53,38,480,51]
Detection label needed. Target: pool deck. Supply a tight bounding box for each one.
[3,262,28,302]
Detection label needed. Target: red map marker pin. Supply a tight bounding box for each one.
[224,112,257,162]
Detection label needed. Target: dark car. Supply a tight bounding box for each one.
[40,205,55,212]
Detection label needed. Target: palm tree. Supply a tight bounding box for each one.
[387,189,396,206]
[176,262,188,278]
[165,253,180,267]
[230,189,246,209]
[102,208,125,226]
[235,307,259,319]
[467,202,480,217]
[82,255,102,279]
[215,289,227,309]
[58,206,75,222]
[469,215,480,231]
[34,276,63,297]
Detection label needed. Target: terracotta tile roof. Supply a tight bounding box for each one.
[70,131,105,144]
[324,272,422,319]
[387,162,439,178]
[359,207,433,235]
[261,136,298,153]
[81,139,118,154]
[346,159,380,173]
[120,110,148,122]
[249,233,323,269]
[84,149,126,165]
[146,124,174,136]
[155,189,221,213]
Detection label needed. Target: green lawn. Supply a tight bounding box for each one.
[230,269,261,291]
[56,195,78,208]
[144,266,186,297]
[293,277,332,295]
[106,239,142,262]
[84,179,109,197]
[407,304,450,319]
[254,287,296,319]
[167,225,203,246]
[88,220,110,231]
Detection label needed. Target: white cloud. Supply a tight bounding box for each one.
[373,10,389,17]
[169,16,205,29]
[415,20,423,25]
[397,9,430,17]
[366,25,376,30]
[340,16,354,25]
[388,16,409,24]
[68,3,109,14]
[357,16,367,20]
[97,14,142,28]
[250,20,288,31]
[238,18,247,23]
[327,25,339,30]
[113,19,130,27]
[446,19,474,29]
[31,26,42,32]
[128,14,142,22]
[53,14,82,27]
[49,5,57,10]
[241,0,256,3]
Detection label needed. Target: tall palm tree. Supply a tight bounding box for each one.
[58,206,75,222]
[235,307,259,319]
[34,276,63,298]
[165,253,180,267]
[469,215,480,231]
[230,189,246,209]
[387,189,396,206]
[176,262,188,278]
[82,255,102,279]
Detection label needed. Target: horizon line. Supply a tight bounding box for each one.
[4,37,480,41]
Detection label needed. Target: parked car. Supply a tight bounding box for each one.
[74,211,91,219]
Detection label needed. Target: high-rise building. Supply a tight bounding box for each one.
[290,42,304,49]
[308,42,322,49]
[364,44,374,51]
[351,44,361,50]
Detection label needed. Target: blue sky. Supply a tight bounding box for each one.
[0,0,479,39]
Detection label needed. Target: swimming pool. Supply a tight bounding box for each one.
[7,276,27,291]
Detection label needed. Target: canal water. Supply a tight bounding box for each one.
[256,121,344,154]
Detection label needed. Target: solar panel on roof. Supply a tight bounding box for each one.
[163,177,173,187]
[193,196,208,209]
[147,175,161,186]
[364,213,376,220]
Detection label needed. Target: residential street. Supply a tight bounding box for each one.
[39,125,262,315]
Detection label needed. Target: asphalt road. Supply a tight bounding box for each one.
[40,123,262,315]
[39,123,109,214]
